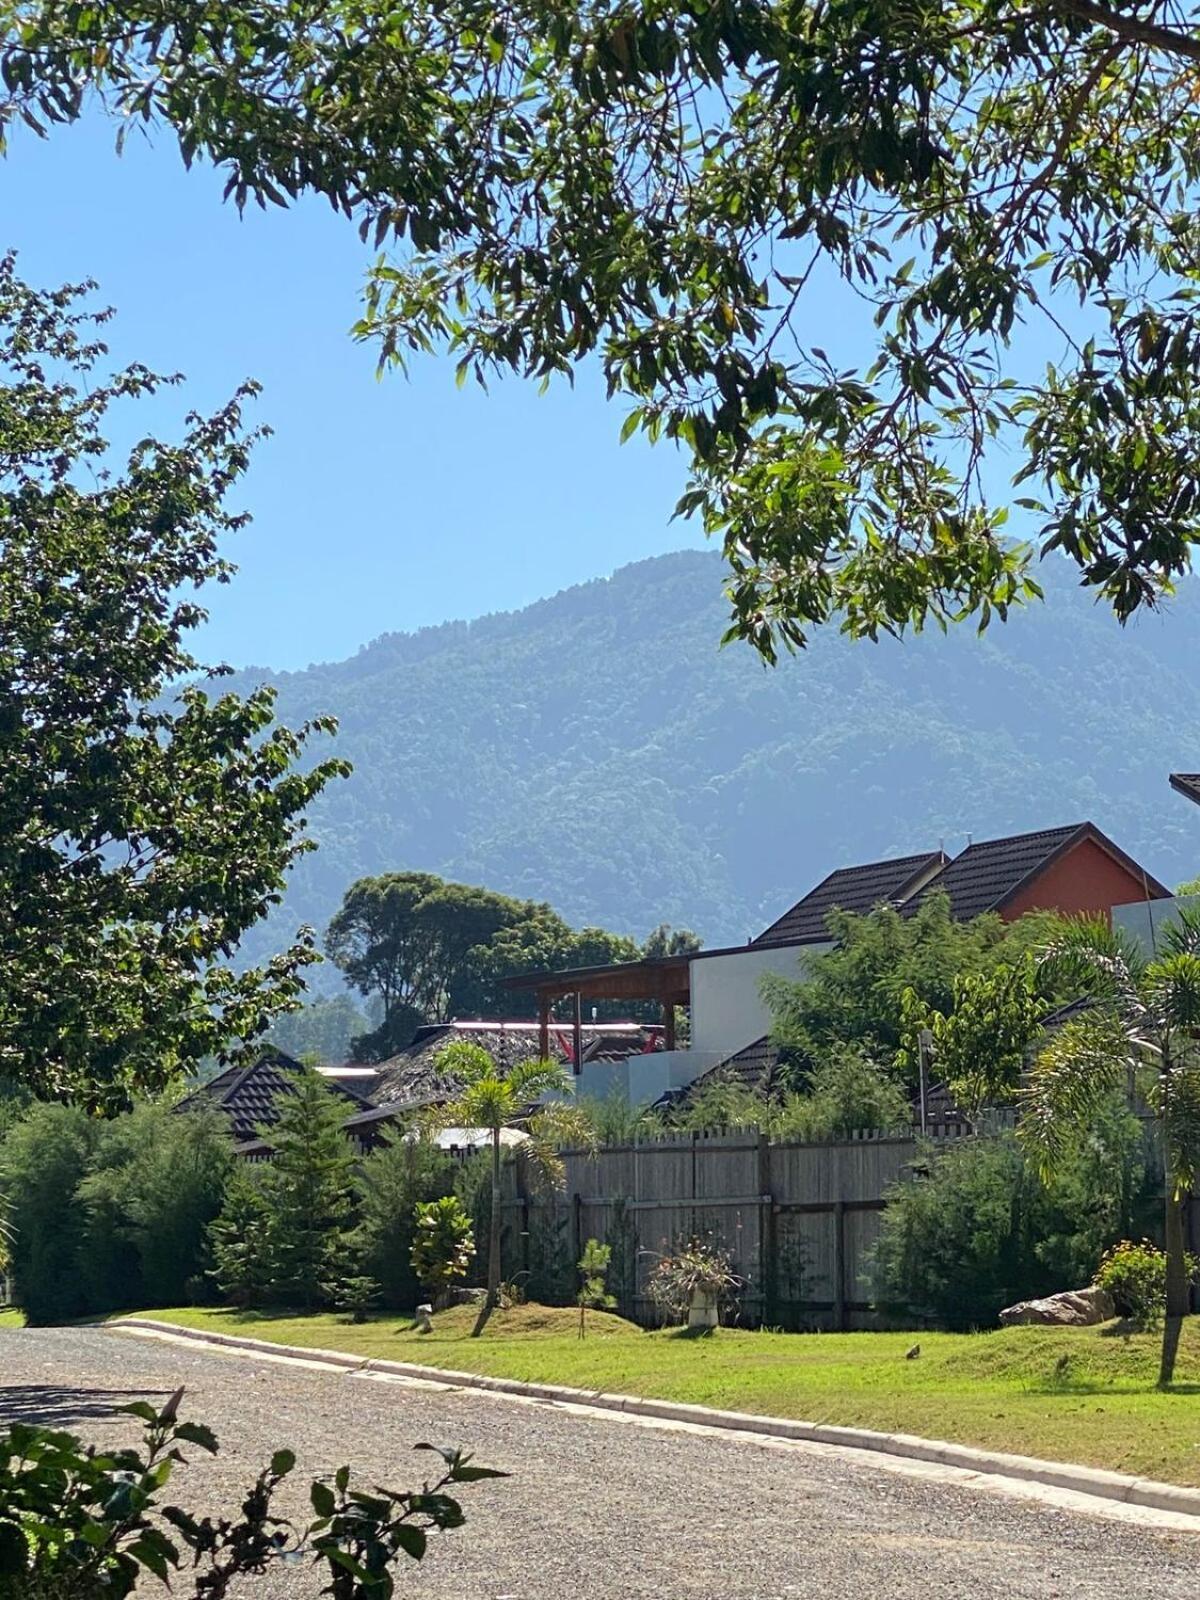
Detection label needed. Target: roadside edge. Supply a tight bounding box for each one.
[113,1317,1199,1521]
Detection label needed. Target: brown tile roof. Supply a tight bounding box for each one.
[904,821,1170,922]
[177,1049,374,1142]
[904,824,1086,922]
[372,1020,659,1108]
[753,851,948,947]
[1170,773,1200,807]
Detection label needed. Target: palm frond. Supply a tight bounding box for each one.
[1020,1012,1137,1176]
[1036,917,1144,1009]
[506,1058,568,1103]
[1161,903,1200,960]
[432,1041,495,1084]
[523,1102,599,1190]
[1147,952,1200,1034]
[1150,1060,1200,1199]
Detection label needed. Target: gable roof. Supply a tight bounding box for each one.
[1171,773,1200,807]
[178,1049,375,1142]
[753,850,948,947]
[905,821,1170,922]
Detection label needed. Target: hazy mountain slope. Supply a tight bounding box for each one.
[229,549,1200,971]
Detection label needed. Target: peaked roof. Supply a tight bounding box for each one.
[178,1049,375,1143]
[1170,773,1200,807]
[905,821,1170,922]
[753,850,948,947]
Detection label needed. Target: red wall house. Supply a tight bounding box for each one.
[1003,834,1168,924]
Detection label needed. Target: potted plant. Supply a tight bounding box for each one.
[647,1237,743,1330]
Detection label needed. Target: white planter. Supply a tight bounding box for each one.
[687,1287,720,1330]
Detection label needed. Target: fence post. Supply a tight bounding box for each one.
[758,1131,776,1328]
[571,1191,582,1272]
[833,1199,847,1331]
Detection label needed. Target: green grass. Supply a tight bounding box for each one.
[113,1303,1200,1488]
[0,1308,24,1328]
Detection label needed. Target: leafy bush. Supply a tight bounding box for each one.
[411,1197,475,1305]
[873,1115,1154,1330]
[1094,1240,1200,1328]
[646,1237,742,1323]
[0,1105,98,1324]
[0,1388,502,1597]
[354,1137,455,1309]
[774,1048,911,1140]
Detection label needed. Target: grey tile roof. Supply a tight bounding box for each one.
[1170,773,1200,807]
[904,824,1086,922]
[753,850,947,947]
[372,1021,659,1107]
[177,1050,374,1142]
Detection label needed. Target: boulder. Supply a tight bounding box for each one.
[998,1286,1115,1327]
[451,1287,488,1306]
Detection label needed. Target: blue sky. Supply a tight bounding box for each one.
[1,115,699,671]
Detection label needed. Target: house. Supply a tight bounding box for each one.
[1111,774,1200,951]
[177,1049,376,1146]
[503,820,1171,1105]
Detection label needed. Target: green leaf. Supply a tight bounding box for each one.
[310,1479,337,1518]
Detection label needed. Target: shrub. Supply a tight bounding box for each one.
[0,1389,502,1597]
[411,1196,475,1305]
[354,1136,455,1309]
[0,1105,97,1324]
[1094,1240,1200,1328]
[576,1239,615,1337]
[774,1048,911,1140]
[872,1113,1154,1330]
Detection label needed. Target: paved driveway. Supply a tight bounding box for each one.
[1,1325,1198,1598]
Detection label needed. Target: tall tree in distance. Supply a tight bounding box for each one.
[0,258,347,1110]
[9,4,1200,653]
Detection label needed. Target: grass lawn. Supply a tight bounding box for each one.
[116,1303,1200,1488]
[0,1308,23,1328]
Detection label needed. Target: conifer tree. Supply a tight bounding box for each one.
[261,1070,356,1309]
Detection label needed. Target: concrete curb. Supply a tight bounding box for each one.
[115,1317,1200,1521]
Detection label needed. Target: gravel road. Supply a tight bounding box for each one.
[1,1325,1198,1598]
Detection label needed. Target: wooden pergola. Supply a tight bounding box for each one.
[500,953,691,1071]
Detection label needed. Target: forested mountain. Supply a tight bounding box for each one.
[228,549,1200,979]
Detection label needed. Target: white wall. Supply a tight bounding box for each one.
[1113,894,1200,955]
[688,943,828,1059]
[574,1049,726,1107]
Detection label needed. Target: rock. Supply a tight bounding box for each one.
[905,1344,921,1359]
[414,1304,434,1334]
[998,1286,1115,1327]
[451,1287,488,1306]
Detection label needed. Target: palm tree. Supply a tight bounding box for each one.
[1021,910,1200,1386]
[433,1042,594,1331]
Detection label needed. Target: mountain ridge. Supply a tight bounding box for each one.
[227,548,1200,978]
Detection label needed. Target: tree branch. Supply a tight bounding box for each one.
[1053,0,1200,63]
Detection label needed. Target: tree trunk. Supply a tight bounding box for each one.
[1160,1185,1189,1387]
[487,1125,502,1307]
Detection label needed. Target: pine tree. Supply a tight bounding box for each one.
[261,1070,356,1309]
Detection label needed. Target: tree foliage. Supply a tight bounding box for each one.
[0,257,346,1110]
[10,2,1200,653]
[354,1135,456,1309]
[326,870,684,1059]
[762,894,1064,1085]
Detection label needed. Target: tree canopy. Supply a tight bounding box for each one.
[0,258,346,1110]
[326,869,698,1059]
[761,893,1066,1085]
[6,1,1200,655]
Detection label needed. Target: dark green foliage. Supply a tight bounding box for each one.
[208,1168,274,1310]
[326,871,652,1056]
[0,1104,97,1324]
[763,896,1067,1087]
[354,1137,455,1310]
[526,1208,574,1308]
[411,1197,475,1304]
[14,0,1200,661]
[78,1104,233,1311]
[873,1117,1153,1330]
[0,1390,501,1597]
[604,1199,639,1318]
[676,1048,910,1139]
[0,259,346,1111]
[258,1071,357,1309]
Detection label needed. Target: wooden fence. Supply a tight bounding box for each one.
[500,1122,1000,1329]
